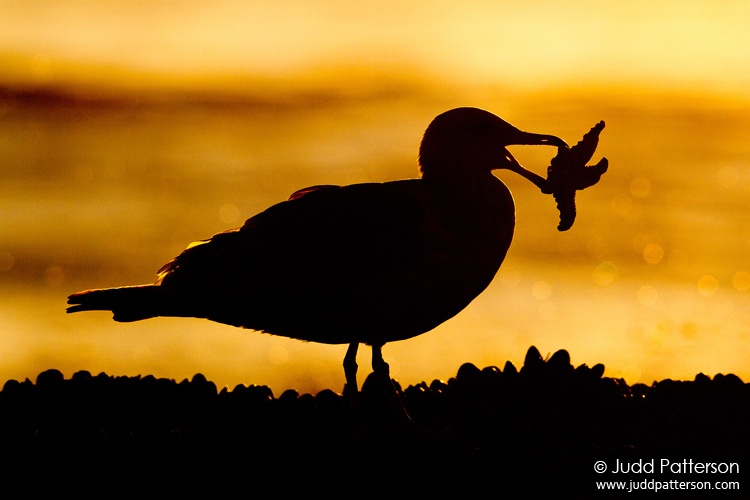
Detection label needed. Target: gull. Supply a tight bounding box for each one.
[68,107,584,420]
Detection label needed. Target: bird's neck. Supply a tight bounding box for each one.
[421,168,496,193]
[421,171,513,231]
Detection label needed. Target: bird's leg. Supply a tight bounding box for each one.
[343,342,359,394]
[343,342,362,422]
[371,344,412,424]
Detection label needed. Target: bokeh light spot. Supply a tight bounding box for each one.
[643,243,664,264]
[592,261,618,286]
[732,270,750,291]
[697,275,719,296]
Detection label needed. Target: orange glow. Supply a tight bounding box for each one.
[2,1,750,394]
[2,0,750,96]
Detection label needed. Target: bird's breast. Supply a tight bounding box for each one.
[355,176,517,342]
[423,177,515,288]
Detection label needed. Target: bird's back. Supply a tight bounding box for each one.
[156,176,515,345]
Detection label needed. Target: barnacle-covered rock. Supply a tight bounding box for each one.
[542,121,608,231]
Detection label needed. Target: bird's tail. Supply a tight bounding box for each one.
[66,285,166,322]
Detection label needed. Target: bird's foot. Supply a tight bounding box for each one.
[343,343,367,434]
[371,345,413,427]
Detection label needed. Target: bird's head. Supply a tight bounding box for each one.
[419,107,567,188]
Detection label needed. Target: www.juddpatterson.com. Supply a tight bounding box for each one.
[593,459,741,493]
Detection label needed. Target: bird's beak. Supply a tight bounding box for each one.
[511,131,568,149]
[499,131,568,191]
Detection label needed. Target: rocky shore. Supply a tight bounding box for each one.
[1,347,747,499]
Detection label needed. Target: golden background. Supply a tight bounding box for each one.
[1,0,749,394]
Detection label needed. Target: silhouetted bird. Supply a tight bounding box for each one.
[67,107,570,419]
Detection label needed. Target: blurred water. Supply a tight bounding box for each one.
[2,87,750,394]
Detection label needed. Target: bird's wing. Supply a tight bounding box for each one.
[157,183,362,280]
[286,184,339,200]
[156,180,431,330]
